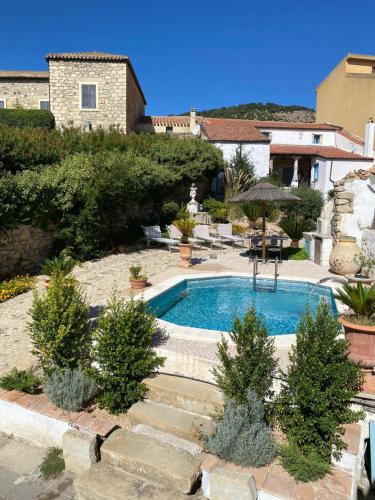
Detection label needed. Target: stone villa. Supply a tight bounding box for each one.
[0,51,146,132]
[1,50,374,197]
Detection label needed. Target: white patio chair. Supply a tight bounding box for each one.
[217,223,246,247]
[166,225,203,249]
[141,225,177,253]
[193,224,224,250]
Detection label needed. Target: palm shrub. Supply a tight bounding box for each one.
[45,368,96,411]
[241,202,262,228]
[28,274,90,375]
[275,300,364,464]
[91,293,164,414]
[335,283,375,325]
[213,307,277,405]
[279,215,312,247]
[41,256,77,277]
[204,388,277,467]
[172,218,196,244]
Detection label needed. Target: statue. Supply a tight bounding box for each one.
[187,183,199,214]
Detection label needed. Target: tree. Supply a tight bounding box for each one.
[275,300,364,462]
[91,294,164,414]
[28,274,90,375]
[229,144,255,177]
[213,307,277,405]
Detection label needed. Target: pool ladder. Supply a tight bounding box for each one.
[252,256,279,292]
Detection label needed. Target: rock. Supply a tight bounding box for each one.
[62,429,98,475]
[133,424,201,456]
[336,205,353,214]
[209,464,257,500]
[100,428,202,494]
[336,192,354,200]
[334,198,350,206]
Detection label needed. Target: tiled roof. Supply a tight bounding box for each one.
[0,70,49,79]
[139,116,191,126]
[270,144,373,161]
[45,51,128,61]
[336,128,364,145]
[200,119,269,142]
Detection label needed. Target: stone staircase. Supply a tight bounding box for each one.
[74,374,224,499]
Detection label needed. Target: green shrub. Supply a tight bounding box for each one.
[275,300,364,462]
[28,274,90,375]
[0,110,55,130]
[202,197,226,214]
[45,368,96,411]
[229,144,255,177]
[161,201,179,222]
[282,184,324,224]
[0,368,41,394]
[41,256,77,277]
[40,448,65,480]
[213,307,277,405]
[91,294,164,414]
[280,441,330,482]
[129,265,147,280]
[241,202,262,226]
[204,389,277,467]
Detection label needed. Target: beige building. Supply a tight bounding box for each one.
[316,53,375,139]
[0,51,146,132]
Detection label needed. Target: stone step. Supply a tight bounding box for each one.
[74,463,190,500]
[133,424,201,456]
[100,428,203,494]
[145,374,223,416]
[128,399,213,444]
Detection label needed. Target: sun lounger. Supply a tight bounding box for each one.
[217,223,246,246]
[166,225,203,249]
[141,225,177,253]
[193,224,224,250]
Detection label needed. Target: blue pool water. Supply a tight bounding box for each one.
[148,277,337,336]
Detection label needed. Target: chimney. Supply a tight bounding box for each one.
[364,118,375,158]
[190,107,196,132]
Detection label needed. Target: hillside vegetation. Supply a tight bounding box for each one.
[183,103,315,122]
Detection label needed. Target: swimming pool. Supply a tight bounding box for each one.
[148,276,337,336]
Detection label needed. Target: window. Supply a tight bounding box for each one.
[81,84,97,109]
[313,162,319,182]
[0,99,6,109]
[39,100,49,110]
[313,134,322,144]
[261,131,272,140]
[166,126,173,134]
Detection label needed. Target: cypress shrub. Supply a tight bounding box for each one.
[204,389,277,467]
[0,109,55,129]
[91,294,164,414]
[213,306,277,405]
[28,274,90,375]
[275,300,364,462]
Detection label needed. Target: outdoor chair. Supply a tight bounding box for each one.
[249,234,263,261]
[193,224,224,250]
[267,234,283,263]
[166,225,203,249]
[141,225,177,253]
[217,223,246,246]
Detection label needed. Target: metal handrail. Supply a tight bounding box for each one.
[253,256,279,292]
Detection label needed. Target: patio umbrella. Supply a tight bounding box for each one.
[229,182,301,262]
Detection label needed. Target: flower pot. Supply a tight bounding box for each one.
[178,243,193,268]
[291,239,299,248]
[340,316,375,368]
[329,236,361,276]
[129,278,148,290]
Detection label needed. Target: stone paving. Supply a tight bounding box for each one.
[0,434,74,499]
[0,243,334,376]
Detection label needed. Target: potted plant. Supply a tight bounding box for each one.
[335,283,375,368]
[279,215,311,248]
[172,218,196,268]
[129,265,148,290]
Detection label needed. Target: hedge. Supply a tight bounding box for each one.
[0,109,55,130]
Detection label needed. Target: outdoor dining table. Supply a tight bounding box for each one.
[248,234,288,262]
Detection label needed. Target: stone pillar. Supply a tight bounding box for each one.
[269,157,274,174]
[291,157,300,187]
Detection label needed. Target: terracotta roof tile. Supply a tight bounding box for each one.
[45,51,128,62]
[0,70,49,79]
[336,128,365,145]
[200,119,269,142]
[199,117,339,131]
[139,116,191,127]
[270,144,373,161]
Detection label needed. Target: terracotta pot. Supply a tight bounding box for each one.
[178,243,193,268]
[291,239,299,248]
[340,316,375,368]
[129,278,148,290]
[329,236,361,275]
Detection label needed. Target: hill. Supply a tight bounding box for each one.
[182,102,316,122]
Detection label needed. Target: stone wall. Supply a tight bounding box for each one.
[49,59,144,132]
[0,225,55,276]
[0,78,49,109]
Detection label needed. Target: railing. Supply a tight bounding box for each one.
[252,256,278,292]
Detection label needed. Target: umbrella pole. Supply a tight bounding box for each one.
[262,202,266,263]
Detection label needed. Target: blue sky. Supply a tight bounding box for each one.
[2,0,375,115]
